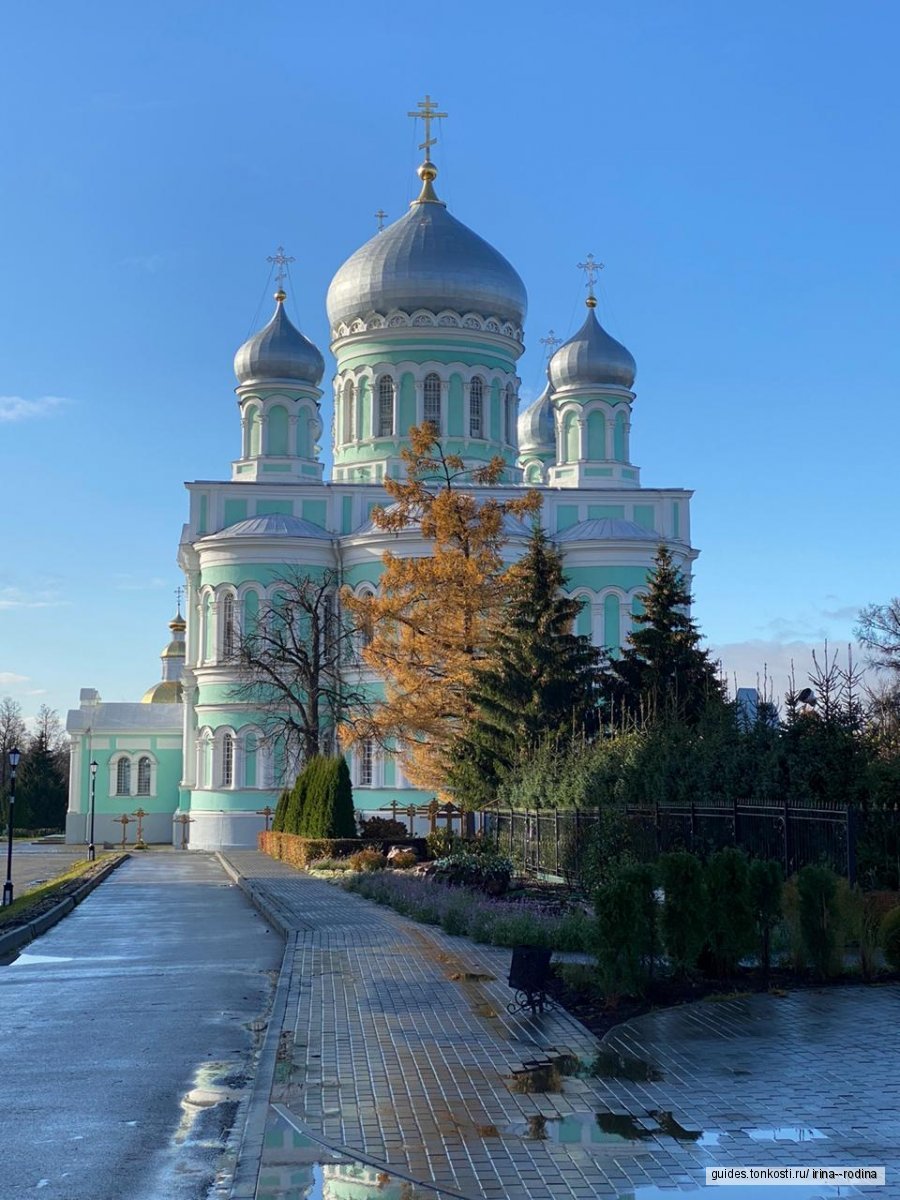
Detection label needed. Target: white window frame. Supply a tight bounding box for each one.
[469,376,483,438]
[377,375,394,437]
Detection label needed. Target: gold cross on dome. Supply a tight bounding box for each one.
[539,329,563,360]
[577,252,604,299]
[407,94,448,159]
[374,209,388,232]
[267,245,295,287]
[174,585,184,614]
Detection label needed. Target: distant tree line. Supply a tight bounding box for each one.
[0,700,68,832]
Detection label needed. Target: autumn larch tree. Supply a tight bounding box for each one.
[341,423,541,793]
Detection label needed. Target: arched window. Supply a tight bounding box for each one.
[116,758,131,796]
[505,383,517,444]
[358,740,374,786]
[222,733,234,788]
[222,593,235,659]
[469,376,483,438]
[423,373,441,429]
[247,406,261,457]
[342,380,356,444]
[267,404,289,455]
[378,375,394,437]
[136,756,151,796]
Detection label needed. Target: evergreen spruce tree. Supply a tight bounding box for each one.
[605,544,723,725]
[272,788,291,833]
[447,525,605,806]
[18,728,66,830]
[296,756,325,836]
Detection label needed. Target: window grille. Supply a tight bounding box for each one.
[116,758,131,796]
[222,593,235,658]
[137,756,151,795]
[469,376,483,437]
[378,376,394,437]
[222,734,234,787]
[359,740,373,786]
[423,373,441,428]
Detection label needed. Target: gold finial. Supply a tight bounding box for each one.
[577,253,604,308]
[374,209,388,232]
[274,288,287,303]
[408,94,448,205]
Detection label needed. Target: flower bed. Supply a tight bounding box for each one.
[259,830,427,867]
[340,868,593,952]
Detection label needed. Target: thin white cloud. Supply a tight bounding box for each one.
[0,586,69,610]
[0,672,28,686]
[113,575,168,592]
[0,395,71,422]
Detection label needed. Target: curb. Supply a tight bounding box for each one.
[0,854,129,959]
[215,852,298,1200]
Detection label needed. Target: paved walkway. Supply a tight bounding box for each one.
[8,842,86,894]
[225,850,900,1200]
[0,851,281,1200]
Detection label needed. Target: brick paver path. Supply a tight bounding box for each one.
[225,851,900,1199]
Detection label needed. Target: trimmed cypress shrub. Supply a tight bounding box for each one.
[271,788,291,833]
[284,771,308,835]
[705,848,754,978]
[297,756,323,836]
[797,864,842,979]
[748,858,783,980]
[658,851,706,977]
[594,862,657,998]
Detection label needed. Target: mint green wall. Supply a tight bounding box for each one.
[257,499,293,516]
[268,405,289,455]
[189,789,280,812]
[334,340,517,373]
[243,589,258,633]
[604,593,621,652]
[302,499,328,527]
[587,411,605,460]
[359,378,371,439]
[575,599,591,639]
[490,381,501,440]
[588,504,625,520]
[342,562,385,588]
[352,787,433,810]
[244,733,257,786]
[201,562,330,587]
[341,495,353,534]
[75,737,183,816]
[565,565,649,591]
[223,499,248,526]
[614,412,627,461]
[248,407,261,456]
[392,372,412,434]
[634,504,655,530]
[556,505,579,531]
[296,409,310,458]
[448,373,464,436]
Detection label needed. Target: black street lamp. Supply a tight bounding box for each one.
[3,746,21,907]
[88,760,98,862]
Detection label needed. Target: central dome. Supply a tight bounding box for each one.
[326,170,527,331]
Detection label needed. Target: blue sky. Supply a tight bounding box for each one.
[1,0,897,722]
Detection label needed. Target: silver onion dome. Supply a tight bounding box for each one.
[326,162,527,330]
[517,375,555,455]
[549,303,636,392]
[234,291,325,387]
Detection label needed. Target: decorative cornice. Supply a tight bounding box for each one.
[330,307,524,344]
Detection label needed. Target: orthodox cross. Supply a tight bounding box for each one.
[114,812,133,849]
[266,245,295,288]
[131,807,147,845]
[174,813,194,850]
[374,209,388,232]
[256,805,274,832]
[577,253,604,301]
[174,585,184,615]
[539,329,563,362]
[407,94,448,159]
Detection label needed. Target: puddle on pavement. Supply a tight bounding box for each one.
[745,1126,827,1142]
[174,1060,247,1147]
[590,1048,664,1082]
[257,1107,458,1199]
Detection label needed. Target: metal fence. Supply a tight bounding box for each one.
[491,800,899,889]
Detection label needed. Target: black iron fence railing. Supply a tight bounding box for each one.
[492,801,900,889]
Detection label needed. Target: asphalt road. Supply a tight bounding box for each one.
[1,851,281,1200]
[8,842,86,895]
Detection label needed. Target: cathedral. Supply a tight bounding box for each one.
[66,100,697,850]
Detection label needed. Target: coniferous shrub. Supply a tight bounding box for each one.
[305,755,356,839]
[880,906,900,973]
[797,864,842,979]
[658,851,706,976]
[297,756,325,836]
[705,848,755,978]
[358,815,409,839]
[272,788,291,834]
[594,863,657,998]
[748,858,783,980]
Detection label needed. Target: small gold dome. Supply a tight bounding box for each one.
[161,639,186,659]
[141,680,183,705]
[274,288,287,303]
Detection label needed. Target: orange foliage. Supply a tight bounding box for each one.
[341,424,541,792]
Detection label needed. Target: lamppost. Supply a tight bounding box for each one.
[88,760,98,862]
[3,746,21,906]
